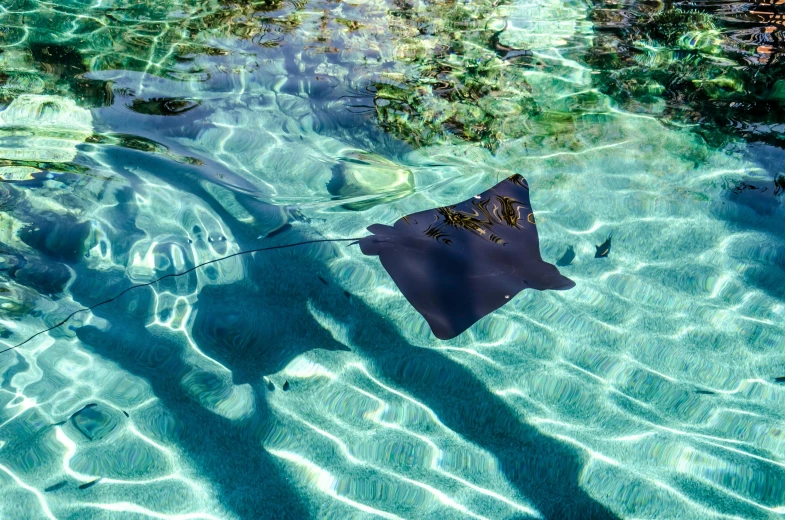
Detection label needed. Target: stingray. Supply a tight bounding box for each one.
[3,174,574,352]
[357,174,575,339]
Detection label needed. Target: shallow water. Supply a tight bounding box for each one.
[1,0,784,518]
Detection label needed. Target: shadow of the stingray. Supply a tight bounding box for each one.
[73,288,313,520]
[308,292,619,520]
[70,235,616,519]
[8,148,616,518]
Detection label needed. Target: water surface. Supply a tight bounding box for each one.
[1,0,784,518]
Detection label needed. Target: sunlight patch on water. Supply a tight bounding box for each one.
[267,351,539,518]
[1,0,784,516]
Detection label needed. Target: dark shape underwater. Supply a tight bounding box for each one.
[556,245,575,267]
[358,174,575,340]
[595,234,612,258]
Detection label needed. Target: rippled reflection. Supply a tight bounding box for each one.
[586,0,785,149]
[1,0,784,517]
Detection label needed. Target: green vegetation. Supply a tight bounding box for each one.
[372,0,539,151]
[586,3,785,149]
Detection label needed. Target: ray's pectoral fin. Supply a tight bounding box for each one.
[357,224,397,256]
[522,258,576,292]
[537,268,576,291]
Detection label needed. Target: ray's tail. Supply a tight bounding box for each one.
[1,238,363,355]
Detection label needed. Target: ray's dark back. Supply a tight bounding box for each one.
[359,175,574,340]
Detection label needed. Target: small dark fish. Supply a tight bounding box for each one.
[595,234,612,258]
[556,246,575,267]
[774,376,785,384]
[282,381,290,391]
[265,223,292,239]
[317,276,328,285]
[695,390,716,395]
[122,410,129,417]
[45,481,68,492]
[78,478,101,490]
[775,175,785,196]
[267,380,275,391]
[343,291,351,299]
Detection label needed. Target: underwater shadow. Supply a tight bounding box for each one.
[72,287,312,520]
[311,293,620,520]
[56,227,354,518]
[8,185,327,518]
[10,142,615,518]
[63,220,616,518]
[18,190,617,519]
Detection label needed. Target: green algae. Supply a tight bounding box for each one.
[647,8,718,48]
[0,0,592,155]
[372,0,540,151]
[586,4,785,149]
[326,152,414,210]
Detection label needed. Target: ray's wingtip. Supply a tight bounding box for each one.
[549,271,577,291]
[560,277,577,290]
[432,328,460,341]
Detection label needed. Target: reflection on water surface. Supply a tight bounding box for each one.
[1,0,784,518]
[588,0,785,149]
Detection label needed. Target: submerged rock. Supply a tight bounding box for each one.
[128,97,200,117]
[70,404,118,442]
[326,152,414,211]
[722,175,785,216]
[0,94,92,178]
[19,212,93,264]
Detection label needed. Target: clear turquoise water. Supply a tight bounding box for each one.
[1,0,784,518]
